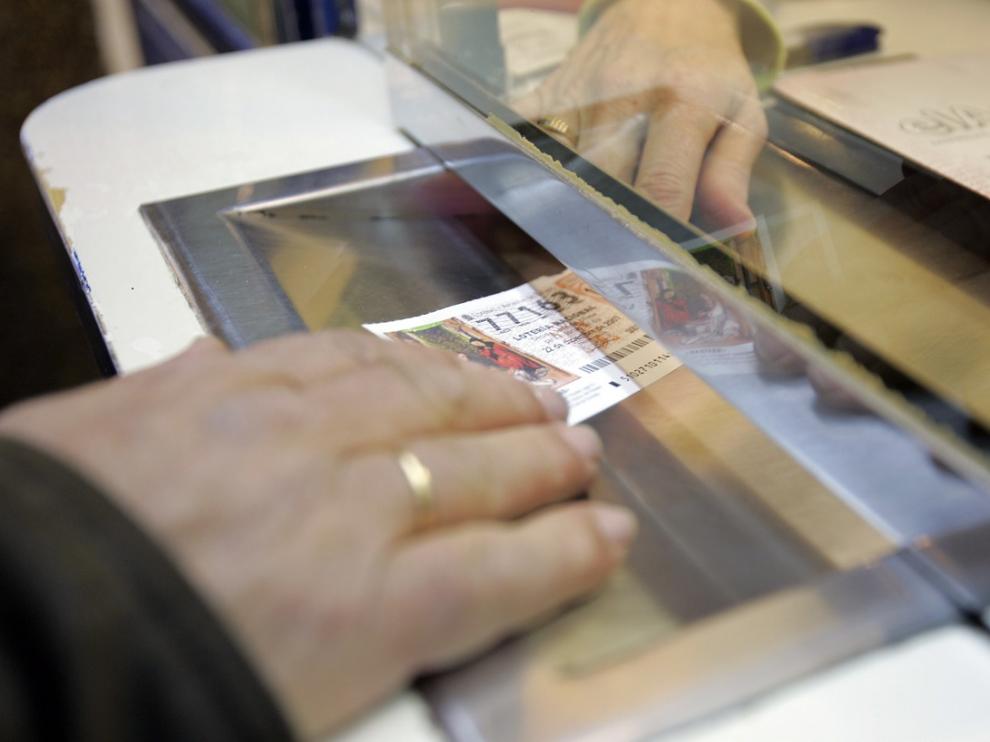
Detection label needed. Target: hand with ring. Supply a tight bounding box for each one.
[516,0,769,232]
[0,330,637,738]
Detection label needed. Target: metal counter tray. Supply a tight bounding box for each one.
[141,148,961,740]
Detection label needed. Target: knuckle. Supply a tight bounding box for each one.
[261,389,308,427]
[660,82,692,107]
[171,337,227,370]
[479,366,544,419]
[206,386,306,438]
[389,337,462,375]
[503,428,583,502]
[312,328,389,365]
[432,363,474,427]
[652,67,707,106]
[247,331,307,358]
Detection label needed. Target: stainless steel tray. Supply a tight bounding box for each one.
[141,147,966,740]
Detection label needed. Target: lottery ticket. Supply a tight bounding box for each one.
[364,270,681,424]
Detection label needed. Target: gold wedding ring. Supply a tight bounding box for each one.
[537,115,575,143]
[396,450,435,527]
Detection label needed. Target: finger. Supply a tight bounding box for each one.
[634,101,721,221]
[577,99,648,185]
[344,422,602,532]
[381,502,637,669]
[695,96,767,231]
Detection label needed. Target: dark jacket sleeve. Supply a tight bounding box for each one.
[0,438,294,742]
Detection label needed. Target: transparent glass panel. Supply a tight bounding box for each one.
[384,0,990,478]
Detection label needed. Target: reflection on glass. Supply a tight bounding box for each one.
[386,1,990,478]
[389,0,777,229]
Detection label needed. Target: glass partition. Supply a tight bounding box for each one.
[138,9,990,733]
[384,0,990,491]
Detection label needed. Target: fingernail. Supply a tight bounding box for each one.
[535,388,569,421]
[592,504,638,553]
[560,424,603,461]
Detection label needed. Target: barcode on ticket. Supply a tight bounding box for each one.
[579,336,652,374]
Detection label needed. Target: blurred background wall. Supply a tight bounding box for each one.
[0,2,107,409]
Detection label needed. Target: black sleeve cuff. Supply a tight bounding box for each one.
[0,437,294,742]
